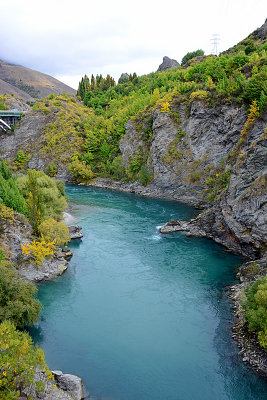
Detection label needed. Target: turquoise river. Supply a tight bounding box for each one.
[31,185,267,400]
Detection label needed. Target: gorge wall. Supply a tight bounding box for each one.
[119,99,267,259]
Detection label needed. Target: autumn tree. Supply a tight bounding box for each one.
[39,218,70,246]
[0,321,53,399]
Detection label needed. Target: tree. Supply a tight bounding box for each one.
[181,49,204,65]
[0,321,53,399]
[0,261,41,328]
[0,161,26,214]
[17,170,68,234]
[244,71,267,103]
[39,218,70,246]
[243,276,267,349]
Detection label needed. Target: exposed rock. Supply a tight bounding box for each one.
[68,225,83,239]
[157,56,179,71]
[52,371,86,400]
[118,73,129,83]
[26,369,86,400]
[18,251,68,283]
[228,258,267,377]
[119,99,267,259]
[0,212,68,282]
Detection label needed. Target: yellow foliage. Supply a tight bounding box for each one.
[161,102,170,113]
[241,100,259,137]
[0,204,14,222]
[21,240,55,267]
[189,90,208,101]
[39,218,70,246]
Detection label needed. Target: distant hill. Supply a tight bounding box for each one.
[0,59,76,101]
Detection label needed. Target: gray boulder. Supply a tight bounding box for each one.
[68,225,83,239]
[157,56,179,71]
[52,371,86,400]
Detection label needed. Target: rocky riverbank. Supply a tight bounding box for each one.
[0,210,83,282]
[86,177,205,206]
[0,210,86,398]
[228,258,267,377]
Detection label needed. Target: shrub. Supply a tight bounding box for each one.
[45,161,58,177]
[205,169,231,201]
[0,204,14,223]
[181,49,204,65]
[0,321,53,399]
[139,166,153,186]
[14,150,31,169]
[0,261,41,327]
[0,102,8,110]
[161,102,170,113]
[39,218,70,246]
[17,169,68,233]
[243,277,267,349]
[0,161,26,214]
[244,71,267,103]
[21,240,55,267]
[68,159,94,182]
[189,90,208,101]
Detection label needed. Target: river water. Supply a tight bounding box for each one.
[31,185,267,400]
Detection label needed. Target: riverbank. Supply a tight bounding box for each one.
[85,177,207,207]
[229,258,267,377]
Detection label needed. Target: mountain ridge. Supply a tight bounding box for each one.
[0,59,76,101]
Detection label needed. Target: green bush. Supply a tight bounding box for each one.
[139,166,153,186]
[0,261,41,328]
[0,102,8,110]
[45,161,58,177]
[14,150,31,169]
[244,71,267,103]
[0,320,53,399]
[0,161,26,214]
[243,276,267,349]
[181,49,204,65]
[17,169,68,233]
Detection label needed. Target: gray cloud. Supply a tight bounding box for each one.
[1,0,266,88]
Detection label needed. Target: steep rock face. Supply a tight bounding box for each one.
[157,56,179,71]
[120,100,267,258]
[120,101,248,204]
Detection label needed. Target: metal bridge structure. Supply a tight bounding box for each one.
[0,110,21,132]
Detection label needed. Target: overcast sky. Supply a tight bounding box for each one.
[1,0,266,89]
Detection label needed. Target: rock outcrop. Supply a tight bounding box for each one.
[68,225,83,240]
[29,369,86,400]
[51,371,86,400]
[120,99,267,260]
[157,56,179,71]
[0,212,68,282]
[118,72,130,83]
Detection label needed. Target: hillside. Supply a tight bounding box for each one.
[0,19,266,262]
[0,59,76,101]
[0,18,266,377]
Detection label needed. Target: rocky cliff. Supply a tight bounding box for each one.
[120,98,267,260]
